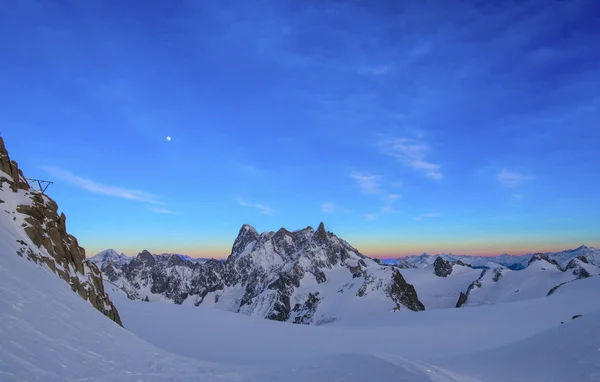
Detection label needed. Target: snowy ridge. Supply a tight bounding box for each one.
[94,222,425,324]
[0,136,121,325]
[390,245,600,270]
[455,254,599,307]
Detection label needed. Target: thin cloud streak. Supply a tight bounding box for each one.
[237,198,274,216]
[379,137,443,180]
[41,166,163,205]
[350,172,382,194]
[497,169,534,187]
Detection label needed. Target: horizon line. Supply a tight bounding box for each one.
[86,244,596,260]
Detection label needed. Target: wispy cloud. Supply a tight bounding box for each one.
[414,213,442,221]
[386,193,401,201]
[322,202,335,214]
[149,207,174,214]
[379,137,443,180]
[350,172,382,194]
[497,169,534,187]
[363,193,402,220]
[41,166,163,205]
[237,198,274,216]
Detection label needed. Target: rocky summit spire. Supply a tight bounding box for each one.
[313,222,328,243]
[231,224,260,257]
[0,136,29,192]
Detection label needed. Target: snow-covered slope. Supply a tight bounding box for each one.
[4,228,598,381]
[1,233,474,381]
[106,275,600,381]
[456,254,599,307]
[393,253,532,269]
[96,223,425,325]
[392,245,600,271]
[0,136,121,324]
[440,277,600,382]
[400,261,483,309]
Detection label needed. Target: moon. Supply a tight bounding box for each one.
[166,136,171,141]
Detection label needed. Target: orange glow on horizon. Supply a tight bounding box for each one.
[86,240,599,260]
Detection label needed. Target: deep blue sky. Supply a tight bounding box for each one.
[1,0,599,258]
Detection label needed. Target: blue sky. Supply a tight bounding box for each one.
[1,0,599,258]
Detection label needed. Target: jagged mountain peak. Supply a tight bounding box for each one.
[314,221,328,242]
[231,224,261,258]
[98,221,425,324]
[527,253,561,269]
[89,249,131,267]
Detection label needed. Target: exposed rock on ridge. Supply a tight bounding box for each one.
[94,222,425,324]
[433,257,454,277]
[0,136,121,326]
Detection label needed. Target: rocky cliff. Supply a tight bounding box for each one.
[93,222,425,325]
[0,136,121,325]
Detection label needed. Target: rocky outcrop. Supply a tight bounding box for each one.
[456,292,468,308]
[492,268,503,282]
[547,281,568,296]
[291,292,321,324]
[0,136,121,326]
[388,269,425,311]
[0,137,30,192]
[456,270,487,307]
[565,258,591,279]
[433,257,453,277]
[528,253,562,270]
[94,222,425,324]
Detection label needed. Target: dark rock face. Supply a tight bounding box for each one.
[492,268,503,282]
[98,222,425,324]
[528,253,562,270]
[547,281,568,296]
[565,259,591,279]
[456,270,487,308]
[433,257,453,277]
[454,260,473,268]
[388,269,425,312]
[0,137,30,192]
[0,136,121,326]
[231,224,260,257]
[456,292,468,308]
[292,292,321,324]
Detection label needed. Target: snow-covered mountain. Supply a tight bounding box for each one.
[0,136,121,325]
[390,245,600,270]
[96,232,600,316]
[455,253,600,308]
[93,223,424,324]
[90,248,131,266]
[89,249,214,267]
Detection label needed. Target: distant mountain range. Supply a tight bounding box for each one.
[381,245,600,270]
[90,223,425,325]
[91,227,600,324]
